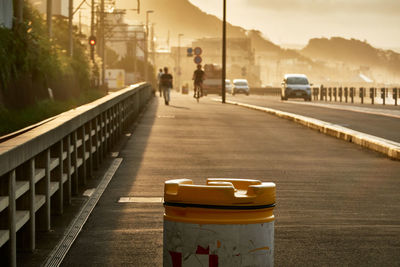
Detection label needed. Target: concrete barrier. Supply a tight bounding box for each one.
[0,83,152,266]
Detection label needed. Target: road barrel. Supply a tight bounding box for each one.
[163,178,276,267]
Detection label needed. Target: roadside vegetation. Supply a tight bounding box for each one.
[0,4,105,136]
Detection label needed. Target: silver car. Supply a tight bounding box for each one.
[225,79,232,94]
[232,79,250,95]
[281,74,311,101]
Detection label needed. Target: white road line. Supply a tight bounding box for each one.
[215,99,400,160]
[285,100,400,119]
[43,158,123,267]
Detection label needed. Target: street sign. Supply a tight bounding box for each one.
[194,47,202,56]
[187,47,193,57]
[194,55,202,64]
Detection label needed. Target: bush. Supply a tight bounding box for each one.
[0,4,96,108]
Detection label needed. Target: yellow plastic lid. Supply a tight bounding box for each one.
[164,178,275,208]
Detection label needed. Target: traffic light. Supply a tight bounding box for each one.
[88,36,96,46]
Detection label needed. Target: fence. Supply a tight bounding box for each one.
[312,86,398,106]
[0,83,152,266]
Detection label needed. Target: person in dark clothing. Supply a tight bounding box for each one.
[160,67,173,105]
[192,64,205,97]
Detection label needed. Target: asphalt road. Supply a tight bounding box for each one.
[58,92,400,266]
[226,94,400,143]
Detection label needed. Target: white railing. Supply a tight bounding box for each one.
[0,83,152,266]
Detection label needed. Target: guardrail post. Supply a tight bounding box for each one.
[103,111,108,155]
[65,135,71,204]
[339,87,343,102]
[88,122,93,178]
[72,131,78,194]
[28,159,35,251]
[319,85,323,101]
[37,149,51,231]
[81,126,87,185]
[328,87,332,101]
[381,88,385,105]
[350,87,354,103]
[94,117,100,169]
[360,87,364,104]
[54,140,63,215]
[44,149,51,230]
[333,87,337,102]
[370,88,375,104]
[8,170,16,267]
[393,88,398,106]
[344,87,348,103]
[118,103,122,136]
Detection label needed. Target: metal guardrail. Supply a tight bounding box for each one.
[0,83,152,266]
[250,86,399,106]
[312,86,398,106]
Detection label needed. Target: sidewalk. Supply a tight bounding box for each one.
[60,92,400,266]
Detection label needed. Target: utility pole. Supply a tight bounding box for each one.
[178,33,184,92]
[90,0,95,62]
[79,11,82,34]
[144,10,154,82]
[221,0,226,103]
[151,24,156,81]
[68,0,73,57]
[100,0,105,86]
[47,0,52,37]
[133,33,137,74]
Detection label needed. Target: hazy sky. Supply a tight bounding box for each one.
[189,0,400,49]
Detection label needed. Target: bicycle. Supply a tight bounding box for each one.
[194,84,202,103]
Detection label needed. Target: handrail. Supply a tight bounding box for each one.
[0,82,152,266]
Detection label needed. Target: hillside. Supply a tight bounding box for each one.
[120,0,283,51]
[117,0,399,84]
[301,37,400,73]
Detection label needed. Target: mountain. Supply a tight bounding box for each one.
[301,37,400,73]
[117,0,399,84]
[119,0,282,50]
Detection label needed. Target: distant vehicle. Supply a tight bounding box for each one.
[232,79,250,95]
[203,64,222,95]
[281,74,311,101]
[225,79,232,94]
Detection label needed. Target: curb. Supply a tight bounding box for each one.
[216,99,400,161]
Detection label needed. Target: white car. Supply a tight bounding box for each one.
[281,74,312,101]
[232,79,250,95]
[225,79,232,94]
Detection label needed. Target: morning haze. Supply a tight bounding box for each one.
[117,0,400,86]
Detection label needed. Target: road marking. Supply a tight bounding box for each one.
[43,158,123,267]
[215,99,400,160]
[286,100,400,119]
[157,115,175,118]
[118,197,163,203]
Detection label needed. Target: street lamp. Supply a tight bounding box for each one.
[144,10,154,82]
[177,33,184,92]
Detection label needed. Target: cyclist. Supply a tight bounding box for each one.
[192,64,205,98]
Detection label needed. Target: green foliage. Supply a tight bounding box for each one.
[0,89,106,136]
[0,3,96,108]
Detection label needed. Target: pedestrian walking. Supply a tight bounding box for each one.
[157,68,163,97]
[160,67,173,105]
